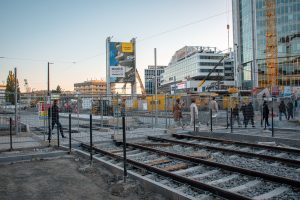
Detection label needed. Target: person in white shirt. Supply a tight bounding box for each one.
[190,98,199,126]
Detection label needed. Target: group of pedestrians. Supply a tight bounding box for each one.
[278,100,294,120]
[173,97,219,130]
[173,97,297,131]
[232,101,255,128]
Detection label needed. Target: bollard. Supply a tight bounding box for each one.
[57,122,60,147]
[165,94,167,129]
[210,108,213,132]
[271,107,274,137]
[69,113,71,154]
[90,114,93,163]
[9,118,13,151]
[230,108,233,133]
[226,108,229,129]
[122,111,127,182]
[48,107,51,145]
[193,107,196,132]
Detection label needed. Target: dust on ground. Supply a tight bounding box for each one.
[0,152,166,200]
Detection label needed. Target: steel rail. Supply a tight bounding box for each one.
[172,133,300,154]
[148,136,300,166]
[80,143,251,200]
[125,142,300,188]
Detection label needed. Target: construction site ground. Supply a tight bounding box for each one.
[0,149,165,200]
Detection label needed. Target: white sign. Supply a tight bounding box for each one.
[82,98,92,109]
[176,82,186,89]
[110,66,125,78]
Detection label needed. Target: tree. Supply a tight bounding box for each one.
[5,70,20,105]
[52,85,62,93]
[56,85,62,93]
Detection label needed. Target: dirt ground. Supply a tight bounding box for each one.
[0,154,166,200]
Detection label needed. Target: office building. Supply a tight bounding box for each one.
[233,0,300,90]
[160,46,234,93]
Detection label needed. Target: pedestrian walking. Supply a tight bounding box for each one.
[263,101,270,129]
[173,98,184,129]
[240,102,247,127]
[190,98,199,126]
[245,101,255,128]
[209,97,219,125]
[49,100,65,140]
[232,104,241,127]
[278,100,287,120]
[287,100,294,120]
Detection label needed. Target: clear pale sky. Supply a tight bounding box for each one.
[0,0,232,92]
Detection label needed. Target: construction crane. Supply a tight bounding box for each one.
[265,0,278,88]
[197,54,229,90]
[122,68,146,96]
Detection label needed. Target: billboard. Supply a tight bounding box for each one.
[109,41,135,83]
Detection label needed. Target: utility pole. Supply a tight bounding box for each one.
[154,48,158,127]
[47,62,53,142]
[14,68,18,135]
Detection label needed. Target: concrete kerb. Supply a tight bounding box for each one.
[187,131,300,148]
[0,150,68,164]
[60,145,195,200]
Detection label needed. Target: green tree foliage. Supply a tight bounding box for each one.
[5,70,20,105]
[51,85,62,93]
[56,85,62,93]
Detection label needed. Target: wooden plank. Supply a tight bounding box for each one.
[145,159,171,166]
[189,152,210,159]
[136,143,173,147]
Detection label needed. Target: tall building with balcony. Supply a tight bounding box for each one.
[74,80,106,95]
[233,0,300,90]
[160,46,234,93]
[0,84,6,103]
[144,65,166,94]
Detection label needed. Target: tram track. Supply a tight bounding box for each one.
[80,141,300,200]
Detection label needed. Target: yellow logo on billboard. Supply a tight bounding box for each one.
[121,42,133,53]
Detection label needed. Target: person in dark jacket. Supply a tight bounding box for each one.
[240,102,247,127]
[245,101,255,128]
[263,101,270,129]
[232,104,241,127]
[49,100,65,140]
[278,100,287,121]
[287,101,294,120]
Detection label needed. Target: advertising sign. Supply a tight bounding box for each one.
[109,41,135,83]
[38,101,48,119]
[110,66,125,77]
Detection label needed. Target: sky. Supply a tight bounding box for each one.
[0,0,232,92]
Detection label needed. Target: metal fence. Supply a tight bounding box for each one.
[0,92,299,151]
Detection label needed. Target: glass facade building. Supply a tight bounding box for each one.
[144,65,166,94]
[233,0,300,89]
